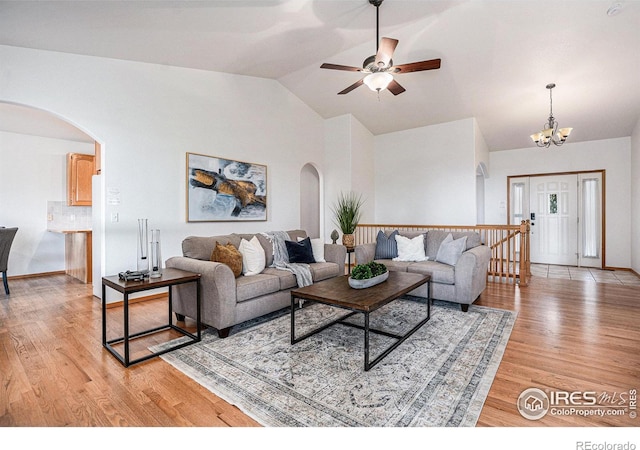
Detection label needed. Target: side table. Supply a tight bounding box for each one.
[101,268,201,367]
[346,247,355,274]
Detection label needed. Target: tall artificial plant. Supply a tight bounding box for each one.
[331,191,364,235]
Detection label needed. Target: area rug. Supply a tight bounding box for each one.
[155,297,516,427]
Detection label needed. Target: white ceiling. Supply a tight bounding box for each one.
[1,0,639,150]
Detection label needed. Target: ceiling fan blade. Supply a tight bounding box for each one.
[387,79,406,96]
[320,63,362,72]
[338,79,364,95]
[393,58,441,73]
[375,37,399,68]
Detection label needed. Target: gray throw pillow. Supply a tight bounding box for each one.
[374,230,399,259]
[435,233,468,266]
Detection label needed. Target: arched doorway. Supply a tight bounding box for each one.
[300,163,322,238]
[0,101,103,296]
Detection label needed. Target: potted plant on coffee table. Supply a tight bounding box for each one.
[331,191,364,248]
[348,261,389,289]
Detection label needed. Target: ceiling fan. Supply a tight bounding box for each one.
[320,0,441,96]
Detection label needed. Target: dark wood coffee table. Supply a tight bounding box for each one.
[290,271,431,371]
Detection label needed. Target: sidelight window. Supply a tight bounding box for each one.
[582,178,600,258]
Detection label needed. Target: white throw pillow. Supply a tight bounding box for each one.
[393,234,428,262]
[435,233,467,266]
[298,236,325,262]
[239,236,266,276]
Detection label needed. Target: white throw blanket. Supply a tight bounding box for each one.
[261,231,313,287]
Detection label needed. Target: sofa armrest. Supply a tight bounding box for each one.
[323,243,347,267]
[355,243,376,265]
[165,256,237,330]
[453,245,492,304]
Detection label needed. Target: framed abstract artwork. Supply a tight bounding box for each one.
[186,153,267,222]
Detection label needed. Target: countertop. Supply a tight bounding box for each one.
[47,229,92,234]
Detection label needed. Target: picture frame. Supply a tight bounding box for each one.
[186,152,267,222]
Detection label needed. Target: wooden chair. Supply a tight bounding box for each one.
[0,227,18,295]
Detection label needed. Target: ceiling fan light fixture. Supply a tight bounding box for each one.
[363,72,393,92]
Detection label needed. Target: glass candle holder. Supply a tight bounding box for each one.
[150,229,162,278]
[137,219,149,273]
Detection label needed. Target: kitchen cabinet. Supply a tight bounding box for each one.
[67,153,95,206]
[48,230,92,284]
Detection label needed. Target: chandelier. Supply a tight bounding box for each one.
[530,83,573,147]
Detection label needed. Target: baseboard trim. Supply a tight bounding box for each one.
[604,266,635,272]
[104,292,169,309]
[5,270,66,280]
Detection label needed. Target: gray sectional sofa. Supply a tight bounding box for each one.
[354,229,491,311]
[166,229,347,337]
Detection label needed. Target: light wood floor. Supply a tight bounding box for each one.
[1,271,639,427]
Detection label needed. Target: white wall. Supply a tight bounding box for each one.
[0,130,94,276]
[374,118,478,225]
[485,137,632,269]
[323,114,375,242]
[0,45,325,297]
[631,117,640,274]
[349,116,375,224]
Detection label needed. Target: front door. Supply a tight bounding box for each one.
[529,174,578,265]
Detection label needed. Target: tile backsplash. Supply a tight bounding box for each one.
[47,201,92,230]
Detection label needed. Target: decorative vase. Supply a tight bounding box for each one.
[150,229,162,278]
[342,233,355,248]
[137,219,149,272]
[348,271,389,289]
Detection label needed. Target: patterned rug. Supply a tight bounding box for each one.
[155,297,516,427]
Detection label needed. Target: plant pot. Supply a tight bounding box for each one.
[342,233,355,248]
[348,271,389,289]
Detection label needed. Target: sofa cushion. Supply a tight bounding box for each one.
[255,234,274,267]
[285,237,316,263]
[376,259,411,272]
[310,262,341,282]
[407,261,455,285]
[262,267,297,290]
[463,232,482,249]
[211,242,243,277]
[235,273,280,302]
[435,233,467,266]
[183,235,241,261]
[239,236,266,276]
[375,230,399,259]
[287,229,308,242]
[393,234,428,262]
[425,230,480,260]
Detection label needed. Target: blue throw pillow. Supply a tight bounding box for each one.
[374,230,399,259]
[285,237,316,264]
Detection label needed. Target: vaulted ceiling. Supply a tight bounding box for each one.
[1,0,639,150]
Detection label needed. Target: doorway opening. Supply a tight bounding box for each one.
[0,101,103,295]
[300,163,322,239]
